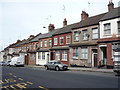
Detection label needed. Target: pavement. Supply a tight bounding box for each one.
[25,65,114,73]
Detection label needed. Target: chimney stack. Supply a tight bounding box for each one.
[29,35,34,39]
[48,24,55,32]
[81,11,89,20]
[108,0,114,12]
[63,18,67,27]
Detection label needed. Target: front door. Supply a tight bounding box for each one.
[93,53,98,67]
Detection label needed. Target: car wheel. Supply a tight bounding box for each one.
[55,66,60,71]
[45,66,49,70]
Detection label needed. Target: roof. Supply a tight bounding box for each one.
[30,30,58,42]
[52,24,75,35]
[72,13,107,30]
[100,7,120,21]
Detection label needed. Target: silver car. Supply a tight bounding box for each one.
[44,61,68,71]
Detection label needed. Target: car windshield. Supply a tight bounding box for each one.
[54,62,61,64]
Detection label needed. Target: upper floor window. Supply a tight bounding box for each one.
[82,29,88,40]
[54,37,58,45]
[74,31,79,41]
[40,41,42,47]
[44,40,47,47]
[60,37,64,45]
[73,48,78,57]
[81,48,88,59]
[118,21,120,35]
[66,35,71,44]
[49,40,52,47]
[104,23,111,35]
[92,28,98,39]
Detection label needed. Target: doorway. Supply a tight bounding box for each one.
[92,49,98,67]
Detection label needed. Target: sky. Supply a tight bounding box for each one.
[0,0,119,51]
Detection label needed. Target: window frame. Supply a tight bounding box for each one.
[56,51,60,60]
[73,31,79,41]
[54,37,58,45]
[73,48,78,57]
[60,36,64,45]
[44,40,47,47]
[42,52,45,60]
[66,35,71,44]
[62,51,67,61]
[81,48,88,59]
[82,29,88,40]
[92,28,98,39]
[104,23,111,35]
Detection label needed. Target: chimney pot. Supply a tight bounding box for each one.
[48,24,55,32]
[108,0,114,12]
[81,11,89,20]
[63,18,67,27]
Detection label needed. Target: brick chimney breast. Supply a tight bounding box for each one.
[63,18,67,27]
[81,11,89,20]
[48,24,55,32]
[108,0,114,12]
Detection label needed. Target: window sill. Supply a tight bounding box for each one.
[74,40,79,42]
[72,57,78,60]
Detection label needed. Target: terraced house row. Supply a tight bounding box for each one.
[1,1,120,68]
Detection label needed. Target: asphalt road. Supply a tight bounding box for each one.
[1,66,120,89]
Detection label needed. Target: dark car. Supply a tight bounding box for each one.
[44,61,68,71]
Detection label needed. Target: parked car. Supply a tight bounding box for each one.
[44,61,68,71]
[9,56,24,67]
[0,61,11,66]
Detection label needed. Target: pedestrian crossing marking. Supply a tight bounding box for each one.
[38,86,49,90]
[18,78,23,81]
[26,81,33,85]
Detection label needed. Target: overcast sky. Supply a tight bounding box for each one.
[0,0,119,51]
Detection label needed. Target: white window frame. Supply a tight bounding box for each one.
[44,40,47,47]
[49,40,52,47]
[82,30,88,40]
[66,35,71,44]
[60,37,64,45]
[104,23,111,35]
[42,52,45,60]
[40,41,43,48]
[54,37,58,45]
[92,28,98,39]
[62,51,67,61]
[74,32,79,41]
[73,48,78,57]
[56,51,60,60]
[118,21,120,35]
[81,48,88,59]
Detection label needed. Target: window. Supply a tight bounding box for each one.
[62,51,67,61]
[40,41,43,48]
[118,21,120,34]
[104,23,111,35]
[54,37,58,45]
[66,35,71,44]
[44,40,47,47]
[42,52,45,60]
[49,40,52,47]
[82,30,88,40]
[60,37,64,45]
[81,48,88,59]
[38,52,41,59]
[74,32,79,41]
[56,51,60,60]
[92,28,98,39]
[73,48,78,57]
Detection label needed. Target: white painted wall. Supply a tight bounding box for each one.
[100,18,120,38]
[36,52,50,65]
[0,51,4,62]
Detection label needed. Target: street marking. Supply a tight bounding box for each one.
[10,85,17,90]
[4,79,9,83]
[38,86,49,90]
[9,73,12,75]
[2,85,9,90]
[13,75,17,78]
[18,78,23,81]
[26,81,33,85]
[15,83,27,89]
[3,78,17,84]
[0,80,4,84]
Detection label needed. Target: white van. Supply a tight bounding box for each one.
[10,56,24,66]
